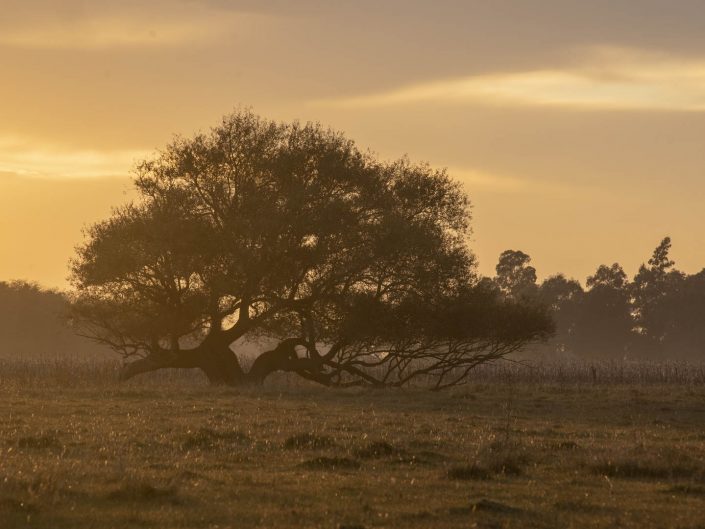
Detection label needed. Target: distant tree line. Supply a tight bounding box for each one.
[0,281,107,360]
[492,237,705,360]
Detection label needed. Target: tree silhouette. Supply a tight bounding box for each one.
[632,237,686,357]
[660,270,705,358]
[536,274,583,357]
[495,250,538,300]
[525,261,634,360]
[574,263,634,359]
[586,263,628,290]
[70,110,551,387]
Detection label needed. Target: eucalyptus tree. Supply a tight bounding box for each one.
[495,250,538,301]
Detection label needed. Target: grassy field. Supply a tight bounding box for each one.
[1,361,705,528]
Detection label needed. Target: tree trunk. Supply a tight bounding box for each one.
[247,338,334,386]
[119,342,247,386]
[247,338,305,384]
[118,337,331,387]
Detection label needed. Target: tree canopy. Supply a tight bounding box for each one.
[70,110,551,388]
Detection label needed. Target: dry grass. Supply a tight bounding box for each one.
[1,359,705,528]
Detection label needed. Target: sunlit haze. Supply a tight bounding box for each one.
[2,0,704,288]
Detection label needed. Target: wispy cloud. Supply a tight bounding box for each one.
[0,21,208,49]
[0,6,257,50]
[449,167,527,193]
[315,48,705,112]
[0,136,148,178]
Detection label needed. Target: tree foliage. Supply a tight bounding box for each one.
[71,110,551,387]
[495,250,538,300]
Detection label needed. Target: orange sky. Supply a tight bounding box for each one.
[1,0,704,288]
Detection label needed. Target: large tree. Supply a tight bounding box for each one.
[71,110,551,388]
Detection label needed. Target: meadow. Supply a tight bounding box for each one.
[1,360,705,529]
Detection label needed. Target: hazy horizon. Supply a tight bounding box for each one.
[2,0,705,288]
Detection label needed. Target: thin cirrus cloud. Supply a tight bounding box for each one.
[315,48,705,112]
[449,167,606,201]
[449,167,527,193]
[0,10,250,50]
[0,136,149,179]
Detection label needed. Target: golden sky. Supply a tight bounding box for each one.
[1,0,704,288]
